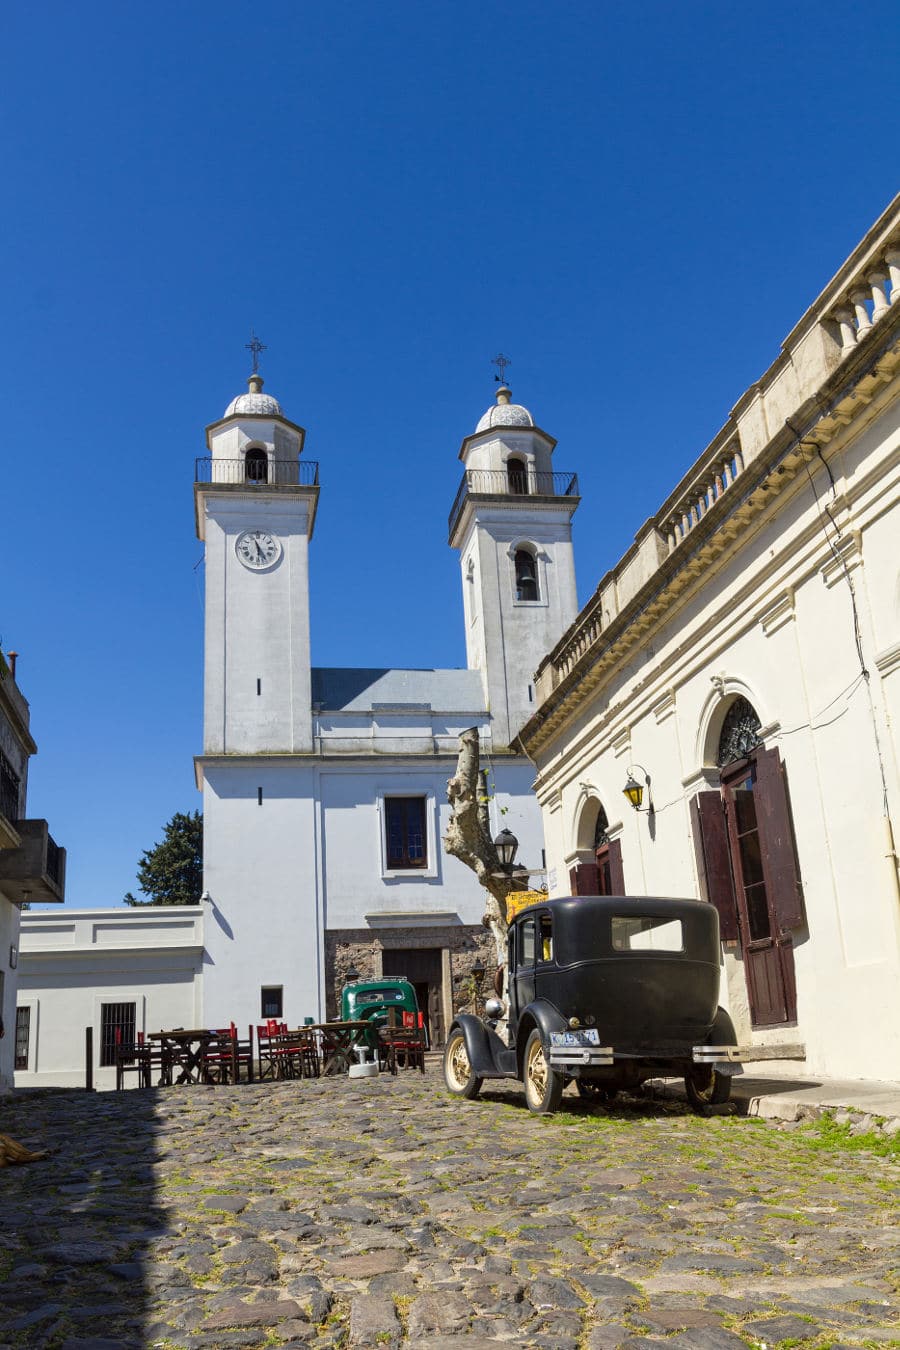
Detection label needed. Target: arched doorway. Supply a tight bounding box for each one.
[245,448,268,483]
[507,456,528,495]
[691,696,804,1027]
[569,798,625,895]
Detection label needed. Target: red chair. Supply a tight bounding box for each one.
[201,1028,240,1084]
[257,1022,296,1079]
[230,1023,255,1082]
[380,1010,426,1073]
[279,1028,320,1079]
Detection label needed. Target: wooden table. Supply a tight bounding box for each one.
[149,1029,219,1085]
[304,1021,375,1076]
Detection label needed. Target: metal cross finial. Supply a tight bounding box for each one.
[245,329,267,374]
[492,352,511,384]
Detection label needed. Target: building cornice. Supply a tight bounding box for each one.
[521,307,900,759]
[193,481,320,541]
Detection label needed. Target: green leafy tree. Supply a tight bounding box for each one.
[124,811,203,906]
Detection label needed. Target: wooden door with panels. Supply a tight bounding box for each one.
[691,699,804,1028]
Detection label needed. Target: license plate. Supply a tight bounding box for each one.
[549,1029,600,1047]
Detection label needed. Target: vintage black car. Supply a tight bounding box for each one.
[444,894,739,1114]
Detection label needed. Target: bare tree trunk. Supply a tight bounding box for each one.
[444,727,529,969]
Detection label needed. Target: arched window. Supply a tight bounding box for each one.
[507,457,528,495]
[514,548,539,602]
[716,696,762,768]
[245,448,268,483]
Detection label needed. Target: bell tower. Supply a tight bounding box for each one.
[195,372,319,755]
[195,365,323,1030]
[449,384,580,748]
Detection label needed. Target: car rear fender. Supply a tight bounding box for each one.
[707,1005,737,1045]
[514,1001,568,1076]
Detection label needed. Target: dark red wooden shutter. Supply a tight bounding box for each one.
[569,863,599,896]
[690,792,739,942]
[607,838,625,894]
[754,746,805,932]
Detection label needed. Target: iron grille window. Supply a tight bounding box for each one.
[0,750,20,825]
[717,697,762,768]
[14,1007,30,1070]
[100,1002,136,1067]
[593,806,610,850]
[385,797,427,869]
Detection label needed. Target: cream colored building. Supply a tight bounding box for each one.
[519,194,900,1082]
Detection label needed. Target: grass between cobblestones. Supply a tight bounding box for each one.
[1,1077,898,1348]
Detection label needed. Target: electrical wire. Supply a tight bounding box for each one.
[787,421,891,818]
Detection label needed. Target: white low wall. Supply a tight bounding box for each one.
[16,907,204,1090]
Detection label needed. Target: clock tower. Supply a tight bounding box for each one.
[194,370,322,1028]
[195,372,319,755]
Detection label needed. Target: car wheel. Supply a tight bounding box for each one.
[576,1080,618,1103]
[443,1029,483,1100]
[523,1029,564,1114]
[684,1065,731,1111]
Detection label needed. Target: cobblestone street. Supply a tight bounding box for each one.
[1,1069,897,1350]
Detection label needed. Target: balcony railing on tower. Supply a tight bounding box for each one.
[194,458,320,487]
[448,468,579,539]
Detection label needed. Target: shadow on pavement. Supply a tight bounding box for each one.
[0,1086,166,1348]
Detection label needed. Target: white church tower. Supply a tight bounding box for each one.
[449,383,580,747]
[195,367,322,1028]
[196,371,318,755]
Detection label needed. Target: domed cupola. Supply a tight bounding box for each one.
[224,373,283,418]
[475,385,534,432]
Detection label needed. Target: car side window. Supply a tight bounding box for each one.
[539,913,553,962]
[519,917,536,968]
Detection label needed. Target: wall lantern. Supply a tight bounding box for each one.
[471,958,486,985]
[623,764,654,814]
[493,828,519,870]
[345,963,360,984]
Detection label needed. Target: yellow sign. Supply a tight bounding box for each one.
[504,889,548,921]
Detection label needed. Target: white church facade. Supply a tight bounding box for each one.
[519,193,900,1083]
[16,381,580,1086]
[196,376,579,1043]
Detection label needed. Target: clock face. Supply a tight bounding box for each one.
[235,530,282,570]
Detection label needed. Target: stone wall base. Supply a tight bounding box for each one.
[325,926,496,1047]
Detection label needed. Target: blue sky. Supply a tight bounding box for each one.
[3,2,896,908]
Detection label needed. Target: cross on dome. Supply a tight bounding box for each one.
[245,329,268,375]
